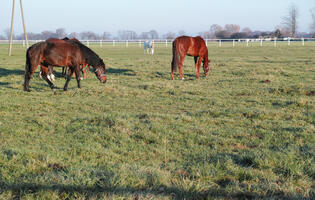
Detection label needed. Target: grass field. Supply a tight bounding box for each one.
[0,42,314,199]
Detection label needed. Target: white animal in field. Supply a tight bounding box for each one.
[144,40,154,55]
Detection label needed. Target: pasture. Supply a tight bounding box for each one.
[0,42,314,199]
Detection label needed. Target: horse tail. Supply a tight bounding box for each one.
[171,40,179,72]
[23,47,32,91]
[24,42,46,91]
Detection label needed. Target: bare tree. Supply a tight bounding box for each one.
[4,28,14,39]
[139,32,149,39]
[241,27,252,35]
[68,32,79,39]
[282,4,298,37]
[198,31,211,39]
[164,32,176,39]
[41,30,57,39]
[56,28,66,38]
[224,24,240,34]
[118,30,137,40]
[149,30,159,39]
[102,32,111,40]
[210,24,222,38]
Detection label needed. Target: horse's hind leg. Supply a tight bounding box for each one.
[48,66,55,82]
[24,53,40,92]
[63,67,74,91]
[74,65,81,89]
[178,55,186,80]
[41,66,57,94]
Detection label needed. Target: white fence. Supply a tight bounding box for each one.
[1,38,314,48]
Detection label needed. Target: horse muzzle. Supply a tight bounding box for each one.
[99,75,107,83]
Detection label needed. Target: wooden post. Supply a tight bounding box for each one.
[274,38,277,47]
[233,39,235,47]
[219,39,222,47]
[19,0,29,49]
[8,0,15,56]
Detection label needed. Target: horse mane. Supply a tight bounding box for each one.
[68,39,104,67]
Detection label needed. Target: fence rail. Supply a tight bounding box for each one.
[1,38,314,48]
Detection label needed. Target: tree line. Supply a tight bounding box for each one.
[1,4,314,40]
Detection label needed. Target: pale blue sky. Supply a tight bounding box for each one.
[0,0,314,36]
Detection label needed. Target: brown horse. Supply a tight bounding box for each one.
[61,37,90,79]
[24,39,106,94]
[40,38,90,80]
[171,36,210,80]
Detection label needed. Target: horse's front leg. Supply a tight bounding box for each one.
[195,57,202,78]
[41,65,57,94]
[63,67,74,91]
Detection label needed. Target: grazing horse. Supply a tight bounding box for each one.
[24,39,106,94]
[144,40,154,55]
[40,38,90,81]
[61,37,90,79]
[171,36,210,80]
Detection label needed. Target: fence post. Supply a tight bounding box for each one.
[100,40,102,47]
[113,40,115,46]
[23,40,25,47]
[260,39,263,47]
[87,40,89,47]
[246,39,249,47]
[126,40,128,47]
[206,39,208,46]
[139,40,141,47]
[274,38,277,47]
[302,38,304,46]
[165,39,168,47]
[233,39,235,47]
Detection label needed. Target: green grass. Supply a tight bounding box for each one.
[0,43,314,199]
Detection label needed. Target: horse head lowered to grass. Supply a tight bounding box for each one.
[171,36,210,80]
[23,38,106,94]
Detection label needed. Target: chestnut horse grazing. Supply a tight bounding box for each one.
[24,39,106,94]
[171,36,210,80]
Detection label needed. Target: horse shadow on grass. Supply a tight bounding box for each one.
[0,67,24,76]
[106,68,136,76]
[154,72,198,81]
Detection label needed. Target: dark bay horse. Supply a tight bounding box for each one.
[61,37,90,79]
[171,36,210,80]
[24,39,106,94]
[40,38,90,80]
